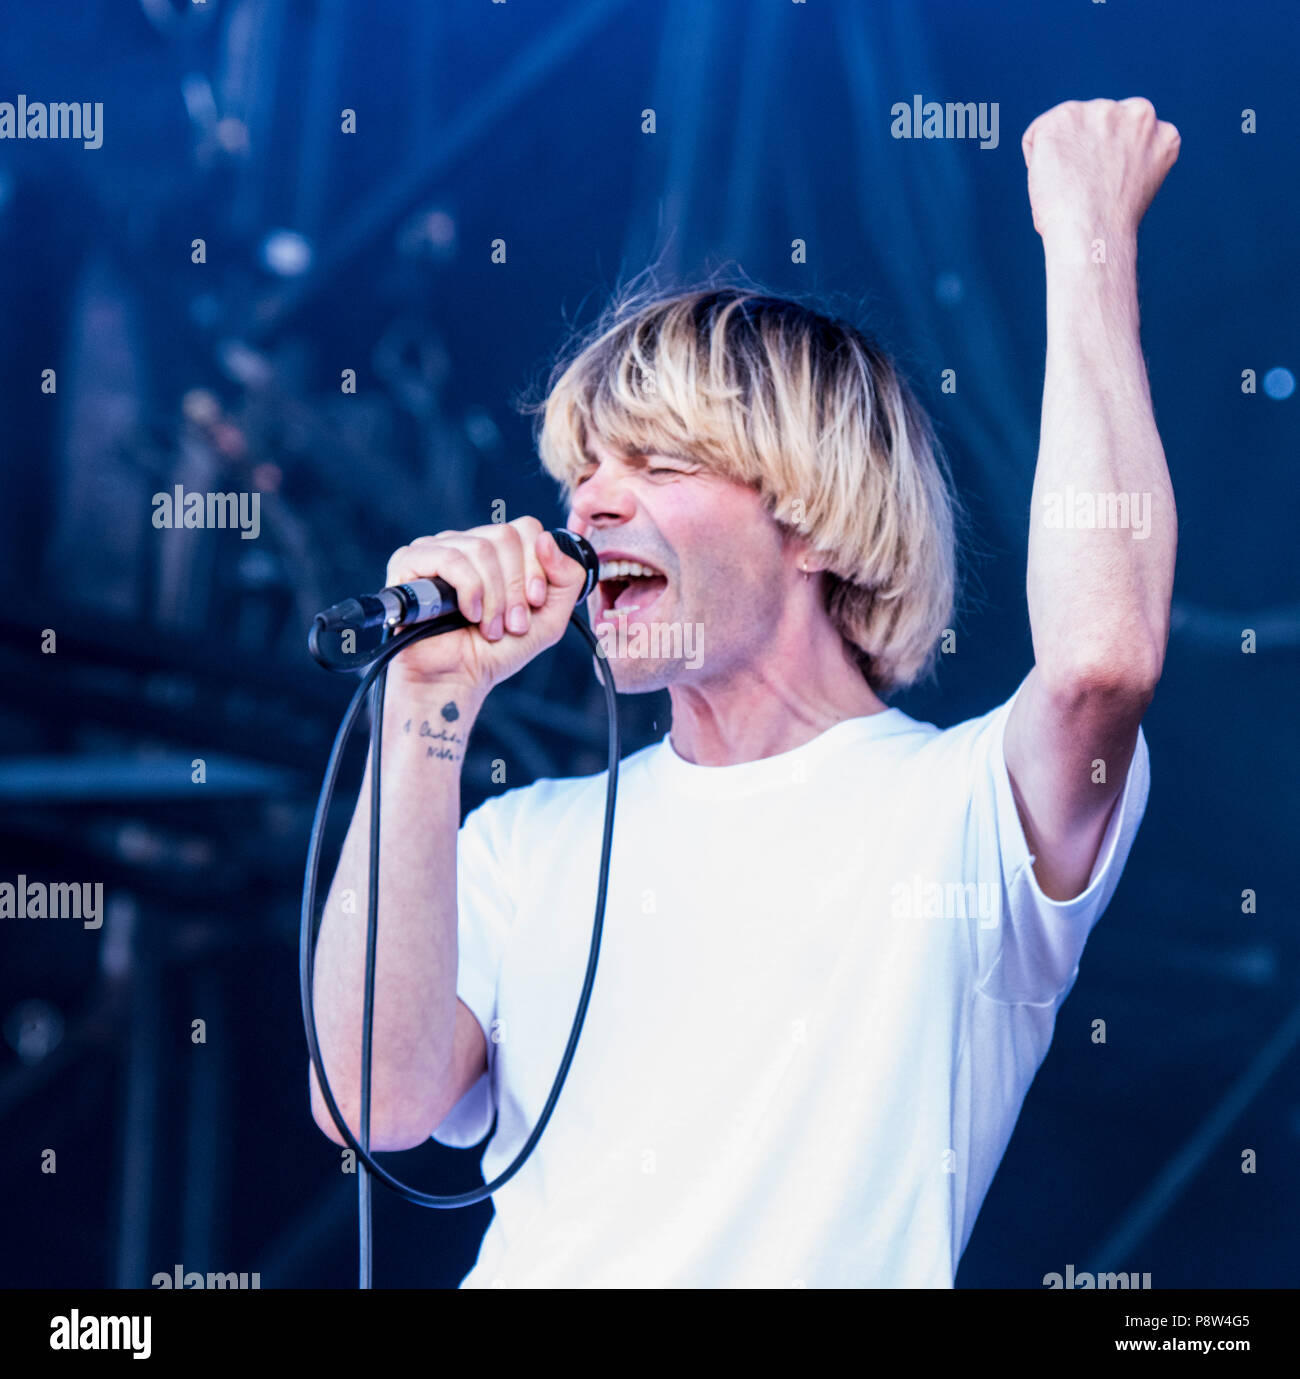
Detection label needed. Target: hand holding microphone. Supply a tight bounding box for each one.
[311,518,595,698]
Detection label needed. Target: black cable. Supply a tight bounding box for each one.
[300,610,620,1234]
[356,628,390,1288]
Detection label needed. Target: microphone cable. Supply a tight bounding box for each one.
[299,606,620,1287]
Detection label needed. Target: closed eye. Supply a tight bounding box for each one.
[572,457,696,485]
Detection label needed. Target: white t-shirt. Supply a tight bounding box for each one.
[433,676,1150,1287]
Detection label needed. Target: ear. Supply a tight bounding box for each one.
[779,526,820,573]
[795,545,829,575]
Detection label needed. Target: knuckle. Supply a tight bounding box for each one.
[477,553,503,591]
[466,539,501,580]
[496,524,524,555]
[385,545,413,580]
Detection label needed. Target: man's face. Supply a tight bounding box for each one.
[564,438,791,692]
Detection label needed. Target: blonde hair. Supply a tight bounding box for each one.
[522,278,959,695]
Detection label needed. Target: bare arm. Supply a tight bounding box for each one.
[1005,98,1181,900]
[309,678,487,1151]
[308,519,589,1149]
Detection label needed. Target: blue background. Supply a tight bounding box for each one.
[0,0,1295,1288]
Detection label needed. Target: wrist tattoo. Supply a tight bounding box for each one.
[403,704,467,763]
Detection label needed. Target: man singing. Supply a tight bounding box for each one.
[310,98,1180,1287]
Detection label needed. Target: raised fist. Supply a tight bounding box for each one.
[1022,97,1181,244]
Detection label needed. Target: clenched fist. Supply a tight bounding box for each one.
[1022,98,1180,244]
[381,515,590,705]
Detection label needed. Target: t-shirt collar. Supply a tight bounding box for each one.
[650,707,913,799]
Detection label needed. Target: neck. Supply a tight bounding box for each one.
[666,628,889,766]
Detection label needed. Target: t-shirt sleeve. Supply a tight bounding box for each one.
[429,793,515,1148]
[961,676,1151,1006]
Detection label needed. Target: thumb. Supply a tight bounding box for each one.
[536,530,591,599]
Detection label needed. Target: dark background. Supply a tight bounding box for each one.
[0,0,1295,1289]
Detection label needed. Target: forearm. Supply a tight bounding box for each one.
[1005,99,1180,894]
[309,674,483,1148]
[1027,232,1177,690]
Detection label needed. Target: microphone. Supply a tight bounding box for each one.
[309,528,599,668]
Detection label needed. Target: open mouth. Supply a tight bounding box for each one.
[594,558,669,622]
